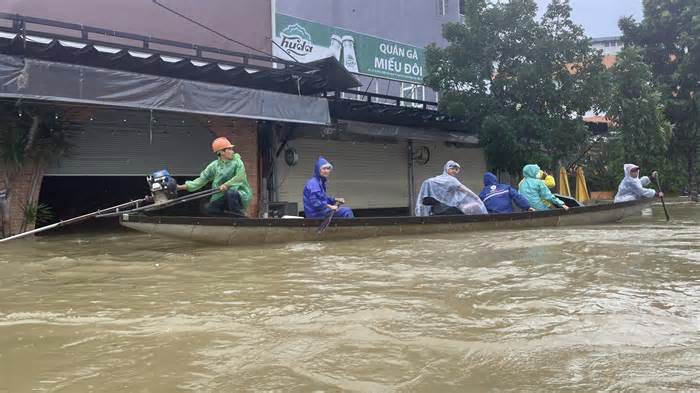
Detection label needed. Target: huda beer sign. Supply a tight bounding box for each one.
[273,13,425,84]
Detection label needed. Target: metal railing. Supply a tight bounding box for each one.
[325,90,439,111]
[0,12,308,73]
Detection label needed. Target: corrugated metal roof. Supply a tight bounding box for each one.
[0,33,360,95]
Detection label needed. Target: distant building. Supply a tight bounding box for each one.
[591,36,623,56]
[591,36,623,70]
[583,36,624,126]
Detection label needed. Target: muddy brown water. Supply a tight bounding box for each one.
[0,204,698,392]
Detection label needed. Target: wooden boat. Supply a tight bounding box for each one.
[118,199,652,245]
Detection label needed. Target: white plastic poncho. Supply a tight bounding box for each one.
[415,161,488,216]
[613,163,657,203]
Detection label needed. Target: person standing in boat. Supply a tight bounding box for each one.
[479,172,534,214]
[415,161,487,216]
[613,164,662,203]
[176,137,252,216]
[519,164,569,211]
[303,157,354,219]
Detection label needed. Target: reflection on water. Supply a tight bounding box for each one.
[1,204,698,392]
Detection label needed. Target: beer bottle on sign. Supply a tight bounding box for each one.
[341,35,359,73]
[329,35,342,61]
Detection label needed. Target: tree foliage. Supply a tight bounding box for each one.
[425,0,607,175]
[0,101,72,234]
[619,0,700,197]
[603,47,671,174]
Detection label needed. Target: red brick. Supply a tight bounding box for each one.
[206,118,260,217]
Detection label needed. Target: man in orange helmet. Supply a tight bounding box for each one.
[177,137,252,216]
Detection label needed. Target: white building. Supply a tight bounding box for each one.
[591,36,623,56]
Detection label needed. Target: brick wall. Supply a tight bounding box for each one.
[0,162,43,236]
[206,118,260,217]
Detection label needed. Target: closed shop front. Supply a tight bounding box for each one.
[411,143,486,198]
[45,110,215,176]
[272,120,486,216]
[274,136,410,214]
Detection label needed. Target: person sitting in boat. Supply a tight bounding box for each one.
[518,169,556,208]
[519,164,569,211]
[415,161,487,216]
[303,157,354,219]
[479,172,534,214]
[176,137,252,216]
[539,171,557,208]
[519,170,556,189]
[613,164,662,203]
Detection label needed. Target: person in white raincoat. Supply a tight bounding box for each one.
[613,164,662,203]
[415,161,487,216]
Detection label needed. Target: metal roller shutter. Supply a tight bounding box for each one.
[275,138,409,212]
[45,110,215,176]
[412,144,486,199]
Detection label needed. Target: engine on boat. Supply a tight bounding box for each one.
[147,169,178,204]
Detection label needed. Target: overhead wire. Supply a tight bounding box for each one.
[151,0,305,66]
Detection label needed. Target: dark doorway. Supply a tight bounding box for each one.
[37,175,203,234]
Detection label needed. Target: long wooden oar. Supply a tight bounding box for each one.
[317,201,345,234]
[95,188,221,218]
[652,171,670,221]
[317,211,335,234]
[0,197,150,243]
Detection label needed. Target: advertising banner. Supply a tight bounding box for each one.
[273,13,425,84]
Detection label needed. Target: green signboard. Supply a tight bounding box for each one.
[273,13,425,84]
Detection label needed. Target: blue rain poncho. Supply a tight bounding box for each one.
[415,161,487,216]
[303,157,354,219]
[613,164,657,203]
[479,172,531,213]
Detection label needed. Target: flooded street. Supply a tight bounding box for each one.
[1,204,698,392]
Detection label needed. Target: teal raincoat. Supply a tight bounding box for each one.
[518,164,564,211]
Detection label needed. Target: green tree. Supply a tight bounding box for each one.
[424,0,497,131]
[425,0,607,176]
[603,47,671,175]
[0,102,71,235]
[620,0,700,199]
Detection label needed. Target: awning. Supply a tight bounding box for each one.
[328,97,473,133]
[0,31,360,95]
[0,54,330,125]
[338,120,479,145]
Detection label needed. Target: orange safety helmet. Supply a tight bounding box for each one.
[211,137,234,153]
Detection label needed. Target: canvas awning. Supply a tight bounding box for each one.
[0,54,331,125]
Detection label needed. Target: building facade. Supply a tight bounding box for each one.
[271,0,484,214]
[0,1,483,236]
[276,0,464,102]
[3,0,272,54]
[591,36,623,56]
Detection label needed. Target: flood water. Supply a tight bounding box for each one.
[1,203,698,392]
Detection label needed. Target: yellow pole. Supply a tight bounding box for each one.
[576,166,590,203]
[558,167,571,197]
